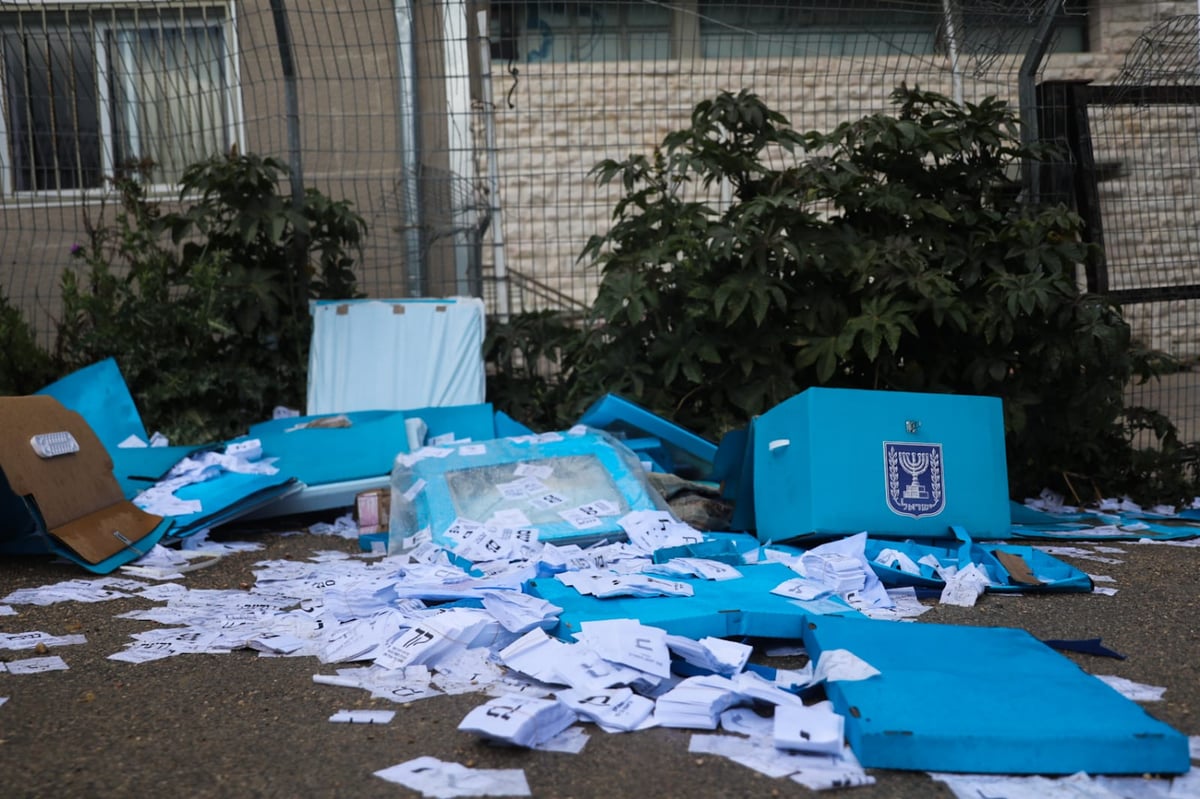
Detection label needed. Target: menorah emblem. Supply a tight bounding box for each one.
[884,442,945,518]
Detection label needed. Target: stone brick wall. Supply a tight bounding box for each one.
[484,0,1200,360]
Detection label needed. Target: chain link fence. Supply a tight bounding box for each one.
[8,0,1199,437]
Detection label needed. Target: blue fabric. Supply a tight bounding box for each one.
[805,614,1190,774]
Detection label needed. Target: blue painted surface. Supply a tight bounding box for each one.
[578,394,718,479]
[751,388,1012,541]
[804,614,1191,774]
[528,561,857,641]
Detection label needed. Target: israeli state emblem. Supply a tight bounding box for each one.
[884,442,945,518]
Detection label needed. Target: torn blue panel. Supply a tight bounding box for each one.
[111,445,208,499]
[391,429,667,549]
[803,614,1190,775]
[246,411,413,488]
[237,405,498,519]
[864,537,1093,593]
[165,474,303,538]
[493,410,536,438]
[577,394,717,480]
[307,298,485,415]
[527,562,858,641]
[751,388,1011,543]
[36,358,148,452]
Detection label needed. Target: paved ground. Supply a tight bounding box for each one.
[0,522,1196,799]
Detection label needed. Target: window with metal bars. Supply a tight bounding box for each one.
[489,1,1089,63]
[0,7,236,194]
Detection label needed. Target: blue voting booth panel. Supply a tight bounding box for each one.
[577,394,718,479]
[804,614,1191,774]
[527,561,856,641]
[751,388,1011,542]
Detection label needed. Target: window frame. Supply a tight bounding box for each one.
[0,1,243,200]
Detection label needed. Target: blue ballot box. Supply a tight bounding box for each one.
[749,387,1011,541]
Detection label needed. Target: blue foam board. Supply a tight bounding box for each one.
[803,614,1190,774]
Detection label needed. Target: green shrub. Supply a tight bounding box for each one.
[57,153,365,444]
[484,310,586,431]
[573,86,1175,500]
[0,286,58,395]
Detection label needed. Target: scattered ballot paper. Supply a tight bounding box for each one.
[773,700,845,755]
[374,756,530,798]
[575,619,672,679]
[458,693,578,748]
[0,631,87,650]
[329,709,396,724]
[1093,674,1168,702]
[940,563,992,607]
[555,686,655,732]
[5,655,69,674]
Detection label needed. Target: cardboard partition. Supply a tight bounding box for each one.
[804,614,1191,775]
[749,387,1012,542]
[0,395,165,569]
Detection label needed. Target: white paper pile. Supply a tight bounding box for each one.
[666,634,752,676]
[618,510,706,553]
[773,700,845,755]
[555,686,655,732]
[654,675,739,729]
[457,693,578,748]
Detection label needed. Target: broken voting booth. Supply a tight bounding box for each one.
[0,297,496,561]
[525,387,1189,775]
[0,395,169,572]
[737,386,1012,542]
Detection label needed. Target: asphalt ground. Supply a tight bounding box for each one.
[0,521,1196,799]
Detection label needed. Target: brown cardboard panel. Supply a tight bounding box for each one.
[0,395,163,564]
[992,549,1044,586]
[50,500,162,565]
[0,396,120,529]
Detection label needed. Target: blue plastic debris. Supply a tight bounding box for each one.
[577,394,717,479]
[804,614,1191,775]
[864,535,1094,593]
[389,428,668,551]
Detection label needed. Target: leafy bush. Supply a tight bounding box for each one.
[573,86,1173,500]
[57,152,365,443]
[0,286,58,395]
[484,310,586,431]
